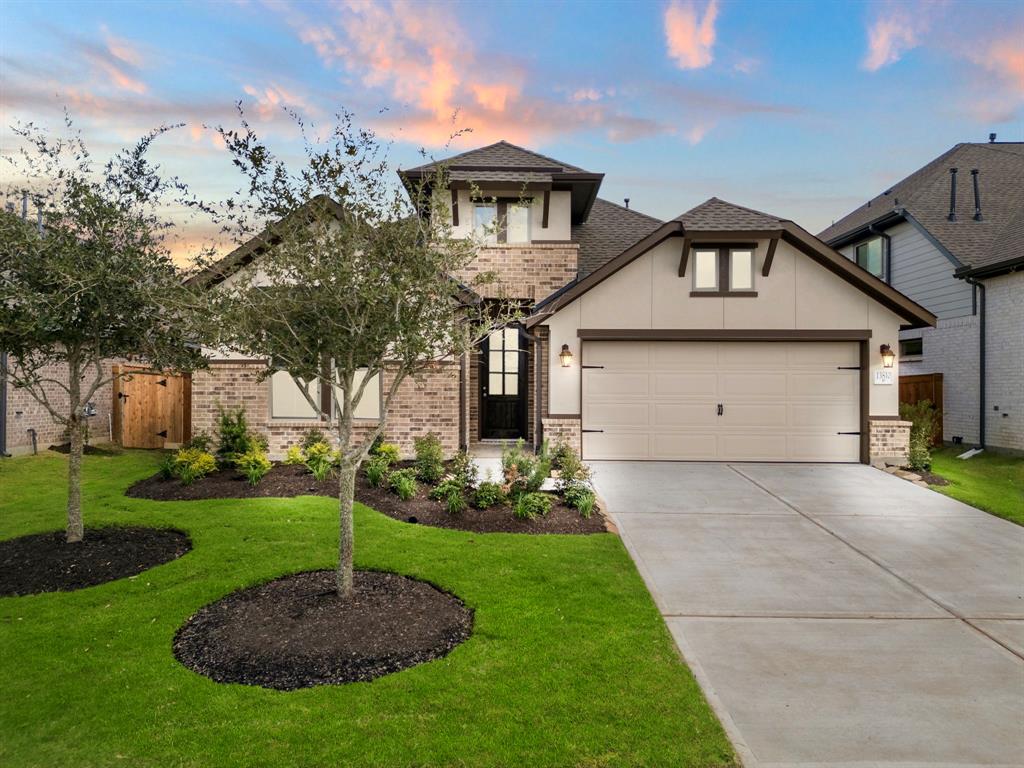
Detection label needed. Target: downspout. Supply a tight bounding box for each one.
[961,275,986,448]
[867,223,892,284]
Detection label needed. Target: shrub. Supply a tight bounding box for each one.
[551,440,576,471]
[514,492,553,520]
[300,427,328,452]
[473,481,505,509]
[563,480,596,518]
[554,444,591,491]
[283,445,305,465]
[158,454,176,480]
[429,478,466,514]
[414,433,445,484]
[389,468,419,501]
[215,407,264,468]
[236,448,272,486]
[899,399,941,471]
[449,449,478,490]
[364,455,390,487]
[184,431,213,453]
[173,448,217,486]
[372,441,401,466]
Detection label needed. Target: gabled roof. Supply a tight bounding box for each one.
[529,197,936,329]
[819,142,1024,275]
[572,198,663,278]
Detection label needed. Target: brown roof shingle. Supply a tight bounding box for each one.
[673,197,785,231]
[572,198,663,277]
[819,142,1024,272]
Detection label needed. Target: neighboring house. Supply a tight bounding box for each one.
[819,138,1024,452]
[191,140,935,465]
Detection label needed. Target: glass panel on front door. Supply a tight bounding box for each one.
[486,328,519,396]
[481,325,526,440]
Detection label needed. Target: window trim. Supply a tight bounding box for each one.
[691,248,720,292]
[899,337,923,360]
[269,371,323,421]
[854,237,887,282]
[689,244,759,297]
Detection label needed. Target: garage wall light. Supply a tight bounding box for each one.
[559,344,573,367]
[879,344,895,368]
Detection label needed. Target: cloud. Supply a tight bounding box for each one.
[664,0,718,70]
[976,36,1024,93]
[75,26,148,93]
[862,6,924,71]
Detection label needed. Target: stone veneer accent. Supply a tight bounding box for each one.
[869,418,912,466]
[3,359,116,455]
[456,243,578,301]
[191,360,460,459]
[541,417,582,455]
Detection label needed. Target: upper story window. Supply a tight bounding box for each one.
[472,199,531,244]
[855,238,885,280]
[691,246,756,296]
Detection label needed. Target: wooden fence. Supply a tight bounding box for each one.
[112,366,191,449]
[899,372,943,444]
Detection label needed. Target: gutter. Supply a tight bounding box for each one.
[958,274,986,448]
[824,209,904,249]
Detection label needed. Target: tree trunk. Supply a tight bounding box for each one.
[66,358,84,544]
[336,459,356,599]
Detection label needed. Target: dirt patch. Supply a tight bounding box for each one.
[128,463,609,535]
[918,469,950,486]
[48,442,117,456]
[0,526,192,596]
[173,570,472,690]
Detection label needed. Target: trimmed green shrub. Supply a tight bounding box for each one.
[900,399,941,471]
[414,433,445,484]
[215,407,265,468]
[372,442,401,466]
[173,448,217,485]
[551,440,576,471]
[389,468,419,501]
[304,442,335,481]
[184,431,213,453]
[554,444,591,492]
[429,479,467,514]
[473,481,505,509]
[514,492,553,520]
[283,445,305,465]
[563,480,596,518]
[236,448,272,486]
[300,427,328,452]
[364,455,390,488]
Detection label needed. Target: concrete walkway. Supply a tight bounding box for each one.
[592,461,1024,768]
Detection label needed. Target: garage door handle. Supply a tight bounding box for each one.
[717,403,724,416]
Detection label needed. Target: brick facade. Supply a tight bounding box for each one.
[541,417,582,454]
[869,418,912,465]
[456,243,578,301]
[3,359,116,455]
[983,272,1023,451]
[191,360,460,459]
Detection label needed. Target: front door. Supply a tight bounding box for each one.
[480,326,527,440]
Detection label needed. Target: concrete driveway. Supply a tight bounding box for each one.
[593,462,1024,768]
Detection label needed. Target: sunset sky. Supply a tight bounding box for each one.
[1,0,1022,261]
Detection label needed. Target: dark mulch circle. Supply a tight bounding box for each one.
[48,442,116,456]
[128,462,609,535]
[173,570,473,690]
[0,526,192,596]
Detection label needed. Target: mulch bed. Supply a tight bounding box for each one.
[917,469,950,486]
[48,443,117,456]
[0,526,192,597]
[173,570,473,690]
[127,462,609,535]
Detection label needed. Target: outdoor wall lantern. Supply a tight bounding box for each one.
[559,344,574,367]
[879,344,895,368]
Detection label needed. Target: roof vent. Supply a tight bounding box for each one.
[624,198,630,209]
[971,169,983,221]
[989,132,997,143]
[947,167,958,221]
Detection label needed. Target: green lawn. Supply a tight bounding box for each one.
[930,446,1024,526]
[0,451,733,768]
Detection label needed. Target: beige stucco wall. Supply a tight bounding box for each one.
[544,238,906,417]
[449,188,571,242]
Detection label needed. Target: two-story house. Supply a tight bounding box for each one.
[191,141,935,466]
[819,138,1024,452]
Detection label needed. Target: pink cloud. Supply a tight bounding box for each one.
[664,0,718,70]
[978,37,1024,92]
[862,7,924,71]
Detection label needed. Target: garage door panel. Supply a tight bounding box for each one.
[653,403,718,426]
[580,341,860,463]
[652,372,718,398]
[584,402,650,427]
[584,431,650,460]
[584,372,649,398]
[652,433,718,459]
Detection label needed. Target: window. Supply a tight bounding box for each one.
[729,249,754,291]
[487,327,520,396]
[270,371,320,420]
[334,367,381,420]
[505,203,530,243]
[693,249,718,291]
[900,338,923,358]
[473,204,498,244]
[855,238,885,279]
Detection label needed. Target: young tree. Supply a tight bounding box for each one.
[203,110,514,598]
[0,118,205,543]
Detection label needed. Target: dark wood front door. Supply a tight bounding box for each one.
[480,325,527,440]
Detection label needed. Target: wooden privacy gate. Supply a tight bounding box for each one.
[899,372,943,444]
[112,365,192,449]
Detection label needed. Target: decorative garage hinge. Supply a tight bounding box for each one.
[836,366,862,370]
[581,429,604,433]
[157,378,168,387]
[581,365,605,369]
[837,431,862,435]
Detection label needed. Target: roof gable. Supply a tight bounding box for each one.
[403,140,588,174]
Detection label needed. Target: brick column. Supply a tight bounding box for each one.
[869,418,912,466]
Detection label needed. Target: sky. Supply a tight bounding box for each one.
[1,0,1022,261]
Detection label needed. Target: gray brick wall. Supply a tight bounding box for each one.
[984,272,1023,451]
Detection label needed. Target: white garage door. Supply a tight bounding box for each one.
[582,341,861,462]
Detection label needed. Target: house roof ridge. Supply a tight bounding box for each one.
[593,196,662,223]
[402,140,588,174]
